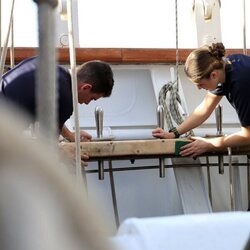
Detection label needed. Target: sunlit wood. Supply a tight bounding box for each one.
[5,48,249,64]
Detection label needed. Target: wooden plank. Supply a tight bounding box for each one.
[121,48,189,64]
[61,138,250,161]
[78,139,185,158]
[62,139,250,158]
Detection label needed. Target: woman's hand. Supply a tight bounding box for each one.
[180,136,214,157]
[152,127,175,139]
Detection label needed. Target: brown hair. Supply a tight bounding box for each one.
[184,42,226,82]
[77,60,114,97]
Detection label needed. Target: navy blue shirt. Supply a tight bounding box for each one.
[0,57,73,132]
[211,54,250,127]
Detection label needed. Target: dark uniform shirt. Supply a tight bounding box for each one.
[211,54,250,127]
[0,57,73,132]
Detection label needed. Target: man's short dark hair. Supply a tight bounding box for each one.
[77,60,114,97]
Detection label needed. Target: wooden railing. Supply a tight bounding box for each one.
[5,47,249,64]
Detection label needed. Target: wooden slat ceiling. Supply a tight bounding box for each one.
[5,47,250,64]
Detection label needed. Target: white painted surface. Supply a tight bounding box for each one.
[67,64,248,231]
[113,212,250,250]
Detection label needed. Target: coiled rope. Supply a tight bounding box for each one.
[159,80,185,130]
[158,0,193,136]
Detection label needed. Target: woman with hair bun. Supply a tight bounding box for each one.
[152,42,250,157]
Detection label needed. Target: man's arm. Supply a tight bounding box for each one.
[61,124,92,142]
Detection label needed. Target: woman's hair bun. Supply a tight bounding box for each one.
[208,42,225,60]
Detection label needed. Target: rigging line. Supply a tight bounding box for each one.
[175,0,179,87]
[10,13,14,68]
[0,0,15,81]
[0,0,1,57]
[66,0,84,187]
[158,0,193,136]
[243,0,247,55]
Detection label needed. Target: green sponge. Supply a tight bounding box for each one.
[175,141,190,155]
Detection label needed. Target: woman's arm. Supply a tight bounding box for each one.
[152,92,222,139]
[177,92,222,134]
[180,126,250,157]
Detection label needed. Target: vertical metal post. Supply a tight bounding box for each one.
[215,105,222,135]
[215,105,224,174]
[108,160,120,228]
[95,106,104,180]
[34,0,58,149]
[228,147,235,211]
[157,105,165,178]
[206,156,213,207]
[95,107,119,226]
[95,106,103,138]
[247,155,250,211]
[231,156,243,210]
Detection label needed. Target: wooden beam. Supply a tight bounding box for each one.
[80,139,180,157]
[60,139,186,160]
[5,48,250,65]
[61,139,250,161]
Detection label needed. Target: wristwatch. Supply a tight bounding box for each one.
[168,127,180,138]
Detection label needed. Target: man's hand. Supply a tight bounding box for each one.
[58,142,89,166]
[63,130,92,142]
[79,130,92,142]
[61,125,92,142]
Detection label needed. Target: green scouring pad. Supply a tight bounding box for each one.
[175,141,190,155]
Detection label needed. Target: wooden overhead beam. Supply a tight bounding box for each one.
[5,48,250,64]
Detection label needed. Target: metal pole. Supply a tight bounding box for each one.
[34,0,58,149]
[247,155,250,211]
[206,156,213,207]
[228,147,235,211]
[157,105,165,178]
[215,105,224,174]
[108,160,120,228]
[95,106,105,180]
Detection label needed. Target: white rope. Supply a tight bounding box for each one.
[66,0,83,187]
[0,0,15,80]
[159,81,191,131]
[10,16,14,68]
[0,0,2,57]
